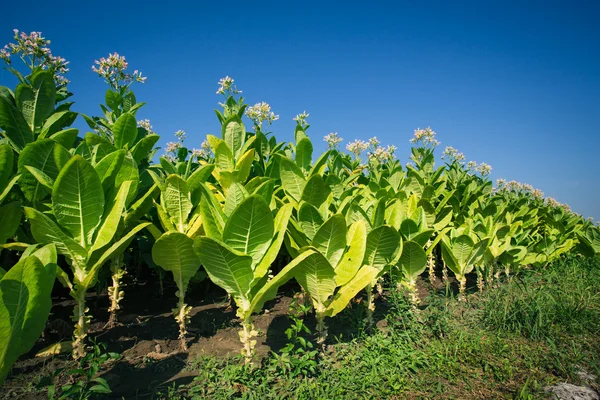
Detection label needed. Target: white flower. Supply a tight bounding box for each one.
[137,119,154,134]
[245,102,279,127]
[346,139,369,158]
[174,130,187,141]
[216,76,241,95]
[475,162,492,176]
[442,146,465,163]
[293,111,310,127]
[323,132,343,149]
[410,127,440,147]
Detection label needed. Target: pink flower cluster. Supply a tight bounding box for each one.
[92,52,146,90]
[1,29,70,85]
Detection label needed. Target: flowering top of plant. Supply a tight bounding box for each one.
[216,76,242,96]
[137,119,155,134]
[1,29,70,86]
[191,139,212,160]
[410,127,440,147]
[92,52,146,91]
[495,179,545,201]
[346,139,369,159]
[442,146,465,164]
[174,129,187,141]
[368,145,396,163]
[323,132,343,149]
[245,102,279,129]
[293,111,310,128]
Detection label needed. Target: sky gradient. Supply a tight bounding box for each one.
[2,0,599,220]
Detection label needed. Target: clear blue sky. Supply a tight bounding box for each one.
[2,1,599,220]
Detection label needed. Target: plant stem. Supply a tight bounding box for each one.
[458,275,467,301]
[315,311,327,346]
[174,289,190,350]
[239,317,256,364]
[107,255,125,327]
[427,240,437,285]
[477,268,485,292]
[72,288,90,359]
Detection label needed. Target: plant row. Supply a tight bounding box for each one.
[0,30,599,385]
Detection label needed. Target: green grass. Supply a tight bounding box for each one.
[157,256,600,399]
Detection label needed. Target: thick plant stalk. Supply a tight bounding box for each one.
[442,261,449,285]
[107,255,126,327]
[426,241,437,286]
[238,317,257,364]
[376,277,384,296]
[173,289,192,350]
[315,311,327,346]
[476,268,485,292]
[458,275,467,301]
[405,280,420,306]
[72,288,90,359]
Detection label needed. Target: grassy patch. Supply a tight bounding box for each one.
[159,256,600,399]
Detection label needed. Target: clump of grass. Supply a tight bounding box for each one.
[479,256,600,340]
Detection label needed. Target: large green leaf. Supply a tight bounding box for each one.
[399,241,427,281]
[295,138,313,172]
[94,150,126,193]
[208,135,234,171]
[313,214,347,268]
[83,222,150,289]
[453,235,475,267]
[24,207,88,266]
[222,116,245,158]
[194,237,254,310]
[223,195,274,267]
[152,231,201,293]
[278,156,305,202]
[52,156,104,247]
[363,226,400,269]
[15,71,56,132]
[0,144,14,190]
[90,181,132,254]
[301,174,330,208]
[298,202,324,241]
[17,139,70,204]
[0,255,55,385]
[247,249,316,318]
[223,182,248,217]
[293,250,336,310]
[131,133,160,163]
[0,86,33,151]
[164,175,192,232]
[253,203,293,280]
[325,265,380,317]
[334,220,367,286]
[0,202,22,245]
[112,113,138,149]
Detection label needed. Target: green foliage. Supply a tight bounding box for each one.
[0,245,57,384]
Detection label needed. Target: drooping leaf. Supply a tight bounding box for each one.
[0,256,55,385]
[325,265,380,317]
[194,237,254,309]
[152,231,201,293]
[293,250,337,309]
[298,202,324,241]
[334,220,367,286]
[399,241,427,281]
